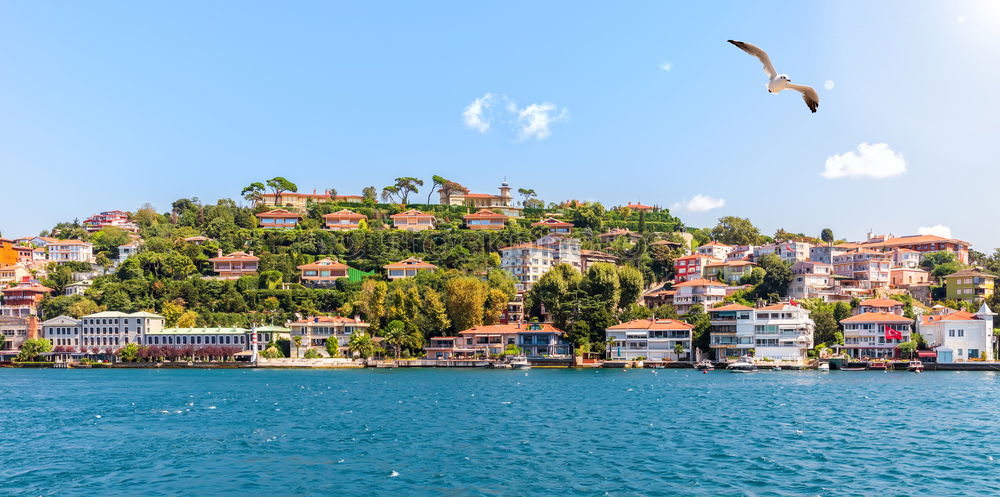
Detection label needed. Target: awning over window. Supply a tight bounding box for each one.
[917,351,937,358]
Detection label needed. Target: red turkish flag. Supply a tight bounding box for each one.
[884,326,903,340]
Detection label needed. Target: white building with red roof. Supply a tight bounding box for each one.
[384,258,437,280]
[856,233,970,264]
[47,239,95,264]
[454,322,570,358]
[390,209,436,231]
[840,308,914,359]
[258,190,363,211]
[439,181,523,218]
[82,210,139,233]
[708,302,814,363]
[605,318,693,362]
[1,278,53,318]
[209,251,259,279]
[672,278,726,314]
[696,241,733,260]
[918,303,995,362]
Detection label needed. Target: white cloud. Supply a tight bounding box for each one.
[514,102,568,141]
[660,62,672,72]
[671,194,726,212]
[918,224,952,238]
[824,80,835,90]
[821,142,907,179]
[462,93,494,133]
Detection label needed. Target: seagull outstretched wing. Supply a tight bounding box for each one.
[728,40,776,79]
[787,83,819,113]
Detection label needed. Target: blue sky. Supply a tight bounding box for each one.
[3,1,999,249]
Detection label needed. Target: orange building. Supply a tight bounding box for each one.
[322,209,367,231]
[297,258,350,287]
[257,209,303,229]
[463,209,507,230]
[1,278,53,318]
[209,251,260,279]
[384,258,437,280]
[390,209,436,231]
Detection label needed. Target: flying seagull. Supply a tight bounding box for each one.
[727,39,819,113]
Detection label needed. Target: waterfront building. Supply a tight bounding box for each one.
[0,278,52,318]
[390,209,436,231]
[41,316,82,349]
[297,258,350,287]
[384,258,437,280]
[0,316,37,359]
[257,208,303,229]
[605,318,694,362]
[254,324,291,347]
[209,251,259,279]
[77,311,165,351]
[48,240,95,264]
[918,303,996,362]
[424,336,474,360]
[144,327,249,350]
[455,323,571,358]
[82,211,139,233]
[438,181,523,218]
[671,278,726,314]
[943,269,996,301]
[322,209,367,230]
[530,218,573,236]
[839,310,913,359]
[500,244,553,291]
[708,303,814,364]
[287,316,370,358]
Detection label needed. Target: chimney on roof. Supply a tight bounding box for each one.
[217,249,223,257]
[26,315,39,340]
[248,251,254,256]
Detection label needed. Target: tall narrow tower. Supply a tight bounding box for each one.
[499,180,512,206]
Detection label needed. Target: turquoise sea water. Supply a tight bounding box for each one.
[2,368,1000,496]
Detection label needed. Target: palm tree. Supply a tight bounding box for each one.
[348,332,376,359]
[674,342,685,362]
[291,335,303,357]
[605,336,617,360]
[383,320,420,358]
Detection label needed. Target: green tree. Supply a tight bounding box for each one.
[755,254,792,298]
[445,276,487,332]
[16,338,52,362]
[820,228,834,244]
[427,175,450,204]
[359,280,388,329]
[811,307,841,345]
[304,348,323,359]
[118,343,140,362]
[241,182,265,204]
[517,188,537,207]
[381,177,424,204]
[292,335,303,357]
[265,177,298,206]
[325,336,341,357]
[348,331,376,358]
[897,340,917,359]
[673,342,685,361]
[382,320,423,357]
[504,343,523,356]
[362,186,378,205]
[176,310,199,328]
[261,344,284,359]
[710,216,765,245]
[617,266,644,309]
[67,298,103,318]
[483,288,509,325]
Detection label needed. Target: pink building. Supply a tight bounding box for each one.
[257,209,303,229]
[463,209,507,230]
[209,251,259,279]
[322,209,367,230]
[390,209,436,231]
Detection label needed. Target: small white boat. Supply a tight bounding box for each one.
[907,360,924,373]
[727,356,757,373]
[695,359,715,371]
[510,356,531,370]
[818,362,830,372]
[772,366,782,371]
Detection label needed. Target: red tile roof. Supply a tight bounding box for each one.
[710,303,753,311]
[859,298,904,308]
[390,209,434,219]
[209,251,259,262]
[322,209,366,220]
[673,278,726,288]
[289,316,368,325]
[464,209,507,219]
[257,208,303,219]
[840,312,914,324]
[458,323,564,335]
[606,318,693,330]
[531,218,573,228]
[383,258,437,270]
[921,311,980,324]
[296,258,349,271]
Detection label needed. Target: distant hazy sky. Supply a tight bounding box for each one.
[3,1,999,249]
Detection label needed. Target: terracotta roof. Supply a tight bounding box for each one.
[296,258,349,271]
[580,250,619,259]
[383,258,437,270]
[625,203,654,210]
[464,209,507,219]
[710,304,753,311]
[607,318,693,330]
[257,208,302,219]
[673,278,726,287]
[289,316,368,325]
[945,269,996,280]
[651,240,682,246]
[322,209,366,219]
[50,239,92,246]
[500,243,551,251]
[209,251,259,262]
[531,218,573,228]
[458,323,564,335]
[183,236,210,242]
[463,193,500,199]
[700,241,732,248]
[674,254,712,261]
[840,312,913,324]
[1,282,52,294]
[859,298,904,308]
[859,234,969,249]
[921,311,980,324]
[757,303,796,311]
[390,209,434,219]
